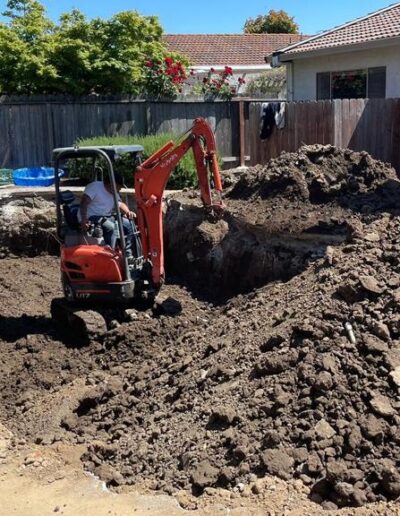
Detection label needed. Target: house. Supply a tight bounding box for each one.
[163,34,308,97]
[269,3,400,101]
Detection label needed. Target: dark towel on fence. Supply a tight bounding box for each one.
[260,103,275,140]
[260,102,286,139]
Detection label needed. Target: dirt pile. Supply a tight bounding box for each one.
[165,145,399,299]
[2,146,400,510]
[229,144,397,204]
[0,196,57,257]
[75,209,400,509]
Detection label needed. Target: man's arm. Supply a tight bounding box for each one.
[80,194,92,230]
[118,201,136,220]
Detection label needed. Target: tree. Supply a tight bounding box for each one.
[48,9,170,95]
[0,0,187,95]
[244,9,299,34]
[3,0,54,42]
[0,0,57,93]
[244,67,286,98]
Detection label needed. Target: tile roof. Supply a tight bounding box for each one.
[277,3,400,57]
[163,34,309,66]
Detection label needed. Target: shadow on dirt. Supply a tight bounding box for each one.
[0,314,54,342]
[0,314,95,348]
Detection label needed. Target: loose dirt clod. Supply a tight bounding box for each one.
[2,144,400,509]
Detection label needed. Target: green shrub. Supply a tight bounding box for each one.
[69,133,200,189]
[245,68,286,98]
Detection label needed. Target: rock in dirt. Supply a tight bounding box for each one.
[261,449,294,480]
[363,336,388,354]
[359,414,386,440]
[208,407,239,427]
[255,350,299,376]
[369,394,396,418]
[191,461,219,489]
[389,367,400,388]
[359,276,383,295]
[314,419,336,440]
[94,464,124,486]
[378,460,400,497]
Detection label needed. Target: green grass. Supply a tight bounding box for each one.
[72,133,200,189]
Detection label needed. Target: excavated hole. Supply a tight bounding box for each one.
[164,201,351,302]
[0,194,351,305]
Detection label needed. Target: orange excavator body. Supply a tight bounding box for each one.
[53,117,223,309]
[61,245,123,285]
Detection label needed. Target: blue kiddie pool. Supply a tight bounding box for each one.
[12,167,64,187]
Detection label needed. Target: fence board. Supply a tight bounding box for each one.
[0,96,400,175]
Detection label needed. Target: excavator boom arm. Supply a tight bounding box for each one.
[134,117,223,287]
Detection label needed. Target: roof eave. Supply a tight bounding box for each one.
[270,35,400,63]
[267,2,400,57]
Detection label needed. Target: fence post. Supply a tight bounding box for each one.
[239,100,245,167]
[333,99,339,147]
[145,101,151,135]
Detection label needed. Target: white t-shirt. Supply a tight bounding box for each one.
[78,181,118,221]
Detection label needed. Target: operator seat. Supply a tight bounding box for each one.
[59,190,80,230]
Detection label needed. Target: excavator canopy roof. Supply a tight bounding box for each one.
[52,145,144,161]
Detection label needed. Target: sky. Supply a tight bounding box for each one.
[0,0,396,35]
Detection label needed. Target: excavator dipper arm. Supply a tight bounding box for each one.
[134,117,223,288]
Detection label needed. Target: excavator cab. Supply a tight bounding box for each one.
[52,145,155,306]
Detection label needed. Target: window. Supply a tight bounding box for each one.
[317,67,386,100]
[368,67,386,98]
[317,72,330,100]
[332,69,366,99]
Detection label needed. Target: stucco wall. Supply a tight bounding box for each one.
[288,44,400,101]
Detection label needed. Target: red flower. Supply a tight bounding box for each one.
[145,60,153,68]
[224,66,233,75]
[210,67,215,73]
[165,56,173,66]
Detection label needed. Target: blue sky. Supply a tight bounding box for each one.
[0,1,395,35]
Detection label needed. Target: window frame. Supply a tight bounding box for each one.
[316,66,386,100]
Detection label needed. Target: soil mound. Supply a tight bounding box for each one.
[67,150,400,508]
[229,145,397,204]
[0,196,57,256]
[75,209,400,508]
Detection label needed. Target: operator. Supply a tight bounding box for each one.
[78,173,136,261]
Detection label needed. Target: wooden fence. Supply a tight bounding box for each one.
[0,96,399,174]
[249,98,400,174]
[0,96,241,169]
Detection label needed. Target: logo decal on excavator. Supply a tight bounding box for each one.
[160,153,178,168]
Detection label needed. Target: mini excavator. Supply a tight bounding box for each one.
[50,118,223,338]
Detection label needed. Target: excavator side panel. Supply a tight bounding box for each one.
[62,245,124,284]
